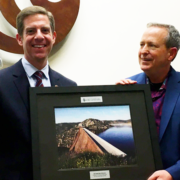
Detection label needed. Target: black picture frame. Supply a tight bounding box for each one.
[30,85,162,180]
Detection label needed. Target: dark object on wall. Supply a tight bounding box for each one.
[0,0,80,54]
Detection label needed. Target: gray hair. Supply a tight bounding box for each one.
[147,23,180,51]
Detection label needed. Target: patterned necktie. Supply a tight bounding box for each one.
[33,71,44,87]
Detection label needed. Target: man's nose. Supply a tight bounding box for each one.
[141,45,149,54]
[34,30,44,40]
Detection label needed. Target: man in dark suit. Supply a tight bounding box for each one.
[0,6,76,180]
[117,23,180,180]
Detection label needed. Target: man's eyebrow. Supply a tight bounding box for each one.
[25,27,35,30]
[25,25,51,28]
[41,26,51,28]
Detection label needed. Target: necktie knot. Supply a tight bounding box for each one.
[33,71,44,87]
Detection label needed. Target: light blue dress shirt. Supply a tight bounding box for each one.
[21,57,51,87]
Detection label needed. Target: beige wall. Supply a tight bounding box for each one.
[0,0,180,85]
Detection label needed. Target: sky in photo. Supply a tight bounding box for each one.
[54,105,131,123]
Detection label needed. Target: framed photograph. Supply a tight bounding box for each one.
[30,85,162,180]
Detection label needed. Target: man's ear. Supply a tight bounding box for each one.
[52,31,57,45]
[16,34,23,46]
[168,47,178,61]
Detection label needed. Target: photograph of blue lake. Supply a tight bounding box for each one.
[98,126,135,156]
[54,105,137,169]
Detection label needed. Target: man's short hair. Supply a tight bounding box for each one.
[147,23,180,51]
[16,6,55,37]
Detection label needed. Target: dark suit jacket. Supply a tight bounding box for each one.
[0,60,77,180]
[129,67,180,180]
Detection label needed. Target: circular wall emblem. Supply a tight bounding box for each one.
[0,0,80,54]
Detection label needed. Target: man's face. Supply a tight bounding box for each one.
[138,27,172,76]
[16,14,56,65]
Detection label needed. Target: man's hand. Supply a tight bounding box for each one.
[116,79,137,85]
[148,170,173,180]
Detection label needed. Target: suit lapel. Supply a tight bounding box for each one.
[49,67,61,86]
[136,73,146,84]
[12,60,30,111]
[159,68,180,142]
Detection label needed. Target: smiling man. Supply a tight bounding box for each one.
[16,8,57,70]
[117,23,180,180]
[0,6,76,180]
[138,25,177,83]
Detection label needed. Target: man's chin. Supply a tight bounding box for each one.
[140,65,151,73]
[34,55,47,61]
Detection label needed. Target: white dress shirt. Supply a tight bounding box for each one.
[21,57,51,87]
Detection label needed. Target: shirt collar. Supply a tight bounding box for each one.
[146,71,170,91]
[21,57,49,79]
